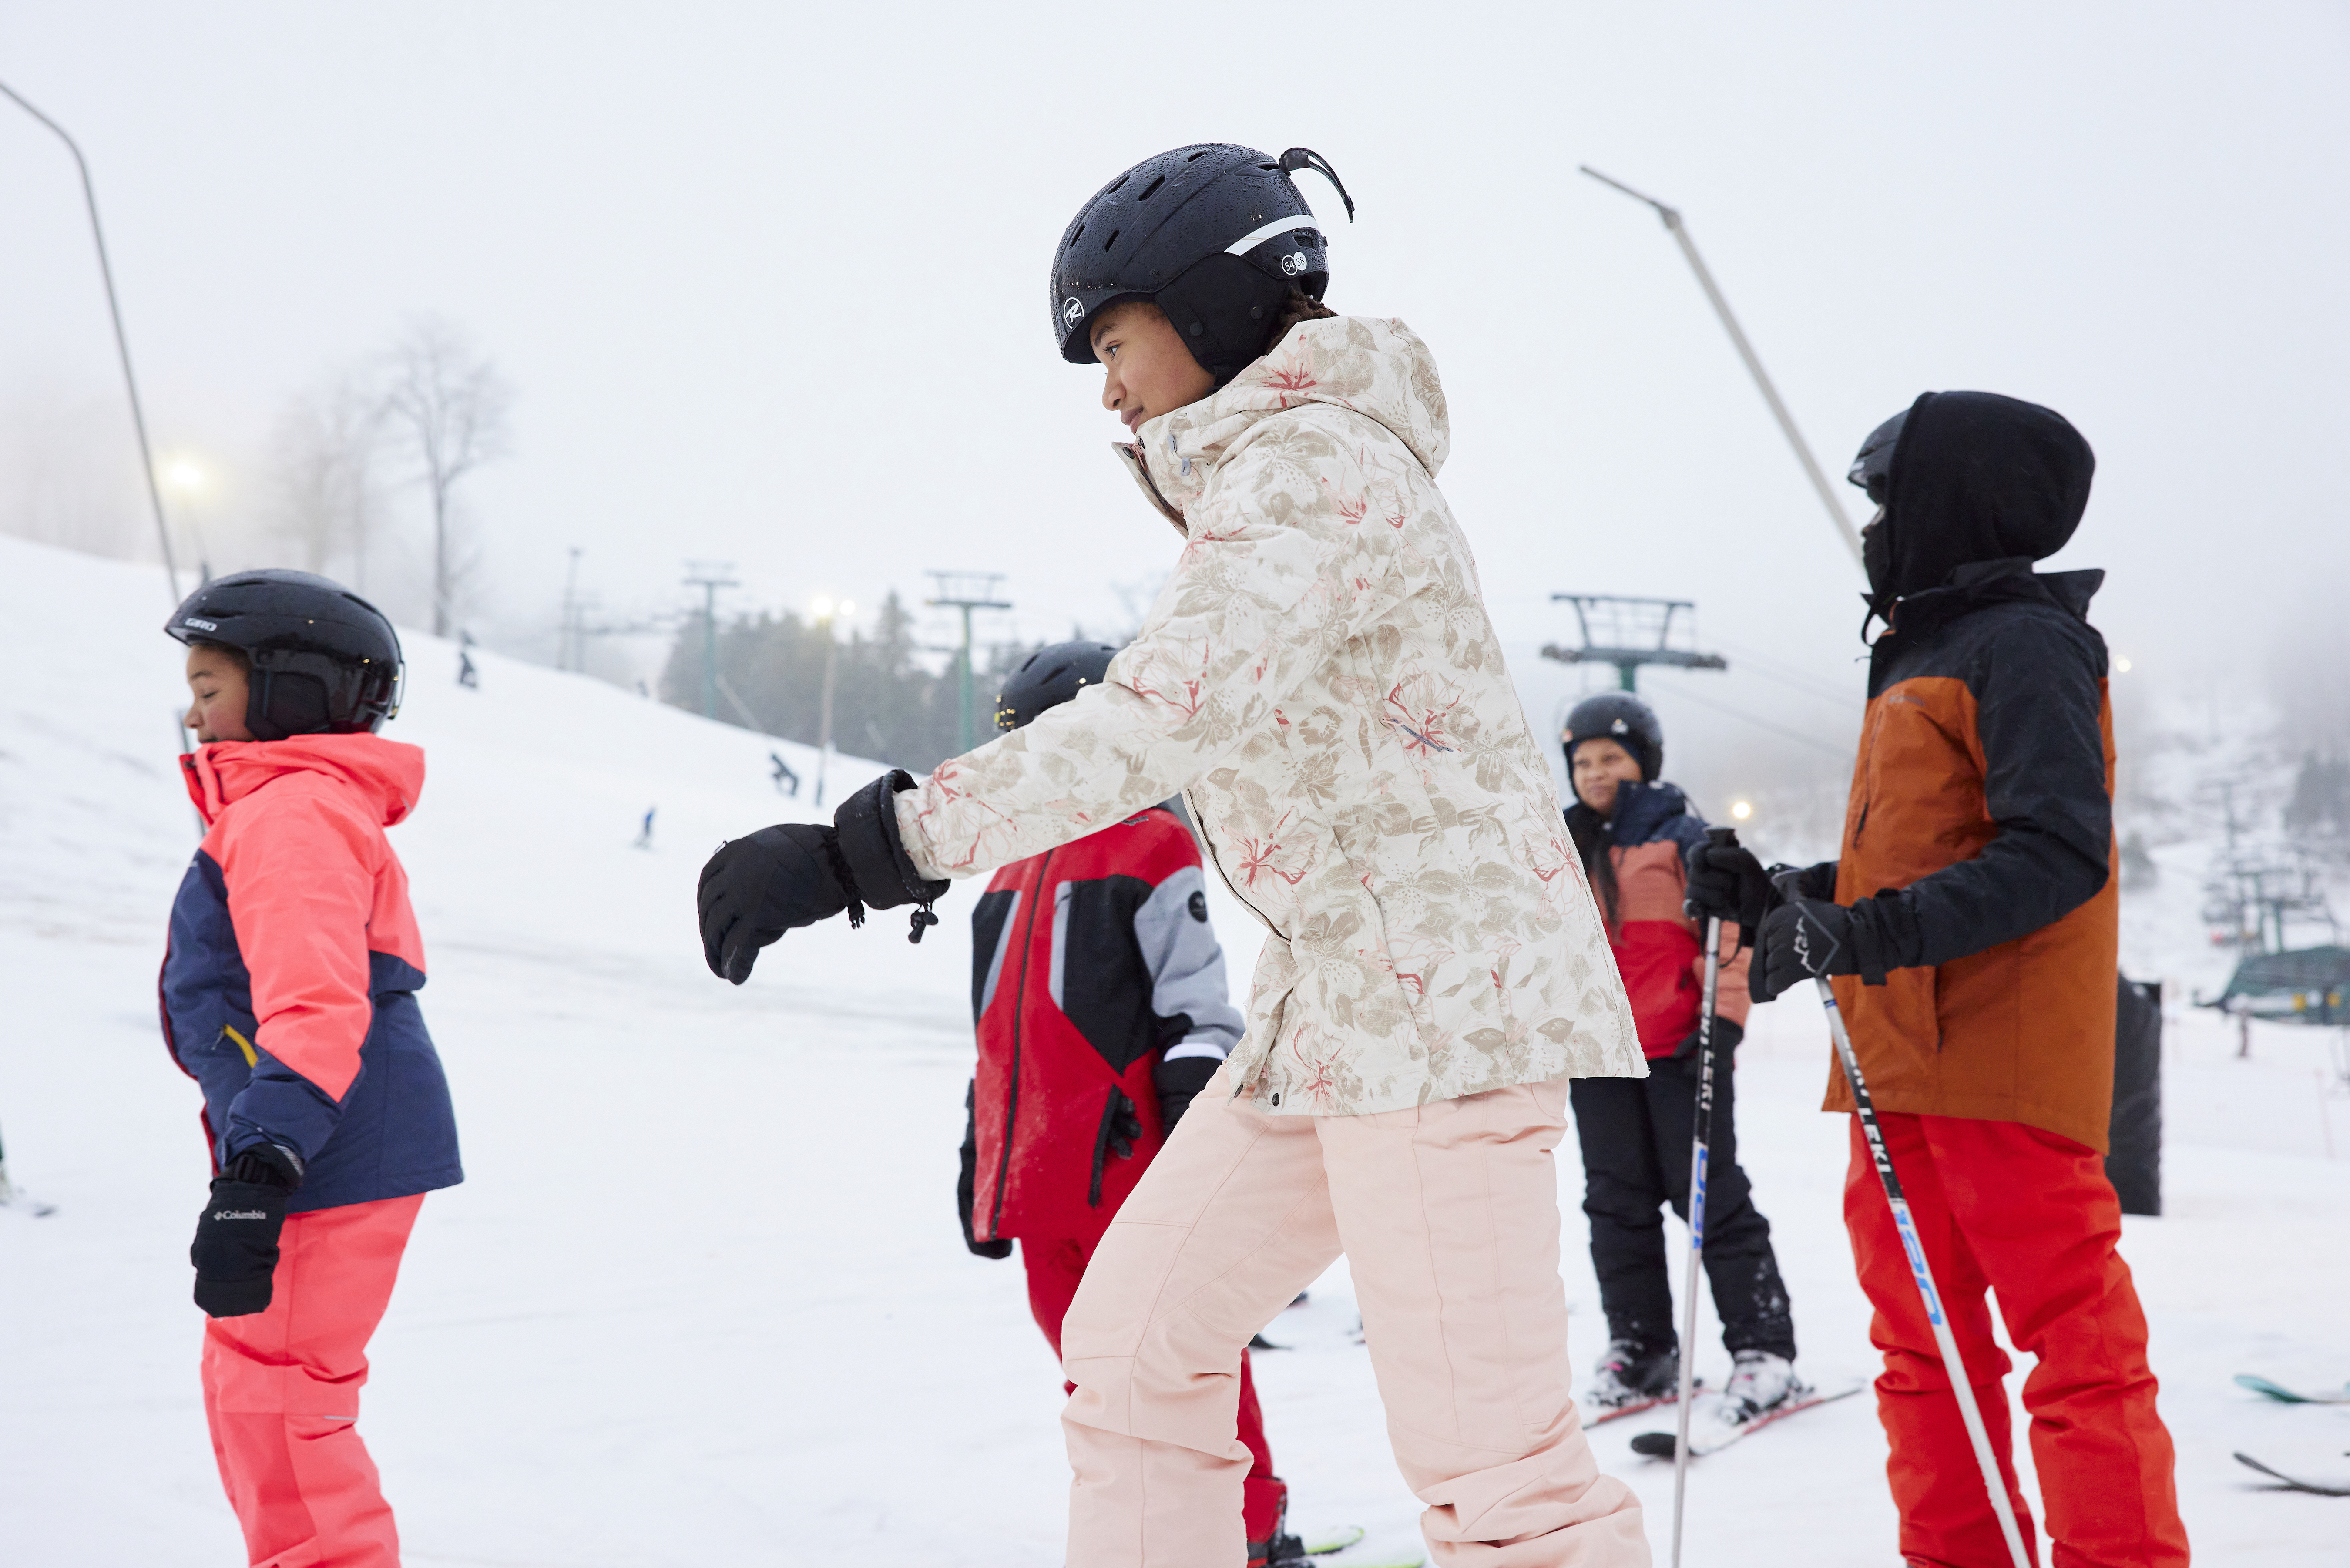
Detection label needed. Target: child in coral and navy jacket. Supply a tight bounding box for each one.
[954,641,1303,1567]
[162,569,461,1568]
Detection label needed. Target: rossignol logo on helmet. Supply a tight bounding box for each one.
[1062,297,1084,328]
[1280,251,1309,276]
[183,617,219,631]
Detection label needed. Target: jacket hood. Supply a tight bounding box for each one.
[181,731,426,828]
[1880,391,2095,602]
[1113,316,1450,532]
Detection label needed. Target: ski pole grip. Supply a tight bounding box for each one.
[1706,825,1739,850]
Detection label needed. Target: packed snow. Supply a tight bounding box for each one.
[1,533,2343,1564]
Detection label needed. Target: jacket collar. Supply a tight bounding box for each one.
[181,732,426,828]
[1886,558,2104,642]
[1106,316,1450,538]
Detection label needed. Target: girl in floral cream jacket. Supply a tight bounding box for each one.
[698,144,1651,1568]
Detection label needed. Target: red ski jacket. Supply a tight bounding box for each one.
[967,806,1243,1245]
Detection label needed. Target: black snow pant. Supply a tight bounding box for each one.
[1568,1050,1796,1361]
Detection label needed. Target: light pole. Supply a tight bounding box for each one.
[160,458,214,582]
[810,596,853,807]
[1580,165,1865,571]
[0,78,183,602]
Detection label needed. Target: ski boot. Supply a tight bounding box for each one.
[1582,1338,1679,1413]
[1721,1349,1802,1422]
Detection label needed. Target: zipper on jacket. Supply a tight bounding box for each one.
[1185,784,1275,933]
[987,847,1054,1237]
[1850,702,1891,848]
[1087,1087,1131,1208]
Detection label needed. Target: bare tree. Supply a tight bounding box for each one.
[382,319,510,636]
[266,370,383,582]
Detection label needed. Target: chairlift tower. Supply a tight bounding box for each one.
[1539,594,1728,692]
[926,570,1012,753]
[682,561,739,719]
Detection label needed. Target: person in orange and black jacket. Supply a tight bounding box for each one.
[1559,692,1799,1423]
[1688,391,2188,1568]
[955,641,1303,1568]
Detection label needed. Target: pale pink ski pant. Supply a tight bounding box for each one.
[202,1192,421,1568]
[1061,1069,1648,1567]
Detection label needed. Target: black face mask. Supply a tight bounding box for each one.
[1862,507,1895,614]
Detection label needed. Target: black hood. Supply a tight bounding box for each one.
[1875,391,2095,604]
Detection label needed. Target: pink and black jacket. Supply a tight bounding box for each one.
[161,733,462,1214]
[964,806,1243,1246]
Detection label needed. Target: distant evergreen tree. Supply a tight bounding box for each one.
[2284,752,2350,838]
[658,589,1042,772]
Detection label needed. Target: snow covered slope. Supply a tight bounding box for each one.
[1,533,2343,1564]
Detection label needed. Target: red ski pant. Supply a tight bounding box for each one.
[1842,1115,2187,1568]
[1023,1232,1287,1544]
[201,1193,422,1568]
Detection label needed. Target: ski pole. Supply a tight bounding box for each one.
[1665,826,1732,1568]
[1797,937,2032,1568]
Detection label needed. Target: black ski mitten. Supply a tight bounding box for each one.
[1748,898,1859,1003]
[191,1143,302,1318]
[1670,1015,1745,1062]
[833,771,951,943]
[957,1081,1010,1260]
[697,823,854,984]
[1153,1054,1220,1135]
[1683,837,1773,942]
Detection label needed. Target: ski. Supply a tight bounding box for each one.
[1629,1378,1866,1459]
[1301,1525,1365,1554]
[1581,1381,1702,1427]
[2234,1373,2350,1405]
[2233,1451,2350,1497]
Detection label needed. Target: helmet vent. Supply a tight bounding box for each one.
[1102,228,1119,251]
[1072,222,1085,243]
[1186,149,1210,162]
[1107,173,1128,194]
[1139,175,1166,201]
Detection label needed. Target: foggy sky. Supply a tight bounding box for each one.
[3,1,2345,833]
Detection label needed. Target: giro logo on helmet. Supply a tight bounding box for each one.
[1062,296,1084,327]
[183,617,219,631]
[1280,251,1309,276]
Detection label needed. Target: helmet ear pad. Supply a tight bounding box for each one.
[244,647,397,742]
[1152,253,1296,383]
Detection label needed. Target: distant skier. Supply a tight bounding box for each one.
[956,641,1303,1565]
[162,570,463,1568]
[769,751,800,798]
[1688,393,2189,1566]
[697,143,1649,1565]
[1558,692,1800,1423]
[637,806,656,849]
[457,631,479,690]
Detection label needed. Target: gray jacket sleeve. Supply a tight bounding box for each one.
[1132,865,1243,1061]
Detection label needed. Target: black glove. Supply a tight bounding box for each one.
[1153,1053,1220,1135]
[191,1143,302,1319]
[1748,897,1859,1004]
[1684,831,1771,943]
[697,823,854,984]
[957,1081,1010,1260]
[1670,1015,1744,1062]
[833,771,951,943]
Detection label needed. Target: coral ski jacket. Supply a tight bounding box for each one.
[967,806,1243,1244]
[1564,781,1751,1059]
[895,316,1643,1117]
[162,733,462,1213]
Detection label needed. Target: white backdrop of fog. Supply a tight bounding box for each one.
[2,1,2344,857]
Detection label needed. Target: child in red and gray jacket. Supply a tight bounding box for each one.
[955,642,1300,1567]
[162,570,461,1568]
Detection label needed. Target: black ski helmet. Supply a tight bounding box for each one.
[1847,408,1910,507]
[1562,692,1663,783]
[1050,144,1354,382]
[995,640,1121,732]
[167,569,404,742]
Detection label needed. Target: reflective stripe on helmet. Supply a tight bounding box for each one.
[1225,212,1319,255]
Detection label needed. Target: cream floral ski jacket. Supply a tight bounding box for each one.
[894,315,1642,1115]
